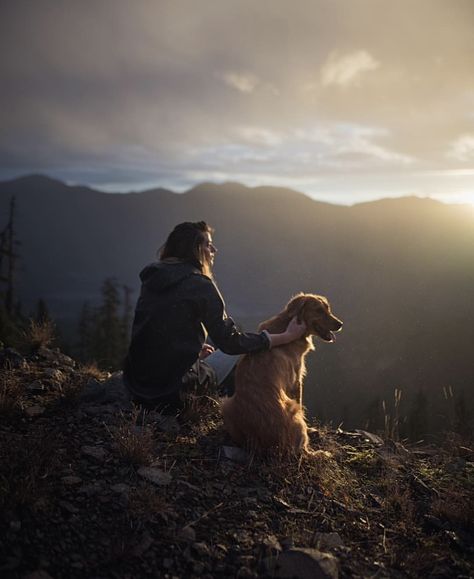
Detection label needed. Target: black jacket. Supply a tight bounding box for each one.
[124,261,270,402]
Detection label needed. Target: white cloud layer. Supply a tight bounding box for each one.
[448,135,474,161]
[321,50,380,87]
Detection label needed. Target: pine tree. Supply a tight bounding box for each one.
[93,278,124,370]
[77,301,94,362]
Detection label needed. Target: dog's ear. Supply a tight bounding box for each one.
[286,294,308,323]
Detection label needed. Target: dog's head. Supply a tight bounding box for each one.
[286,293,343,342]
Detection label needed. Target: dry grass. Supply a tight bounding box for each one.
[0,369,23,416]
[20,319,56,352]
[128,485,172,523]
[0,429,58,509]
[431,490,474,532]
[79,361,107,381]
[110,407,155,465]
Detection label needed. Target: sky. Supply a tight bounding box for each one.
[1,0,473,205]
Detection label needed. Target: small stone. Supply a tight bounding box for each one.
[25,405,46,417]
[177,526,196,542]
[220,445,249,463]
[43,368,65,382]
[61,475,83,486]
[267,548,339,579]
[79,482,104,497]
[23,571,54,579]
[193,561,205,575]
[163,558,174,569]
[236,567,256,579]
[81,445,107,462]
[261,535,282,555]
[27,380,45,393]
[192,542,210,557]
[110,483,130,494]
[10,520,21,532]
[312,533,344,550]
[137,466,172,486]
[59,500,80,514]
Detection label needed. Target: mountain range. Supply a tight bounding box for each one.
[1,174,473,433]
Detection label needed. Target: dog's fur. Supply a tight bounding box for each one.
[221,293,343,454]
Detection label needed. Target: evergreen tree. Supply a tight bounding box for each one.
[93,278,124,370]
[77,301,95,362]
[121,285,133,352]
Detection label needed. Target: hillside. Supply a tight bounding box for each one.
[0,346,473,578]
[0,175,473,434]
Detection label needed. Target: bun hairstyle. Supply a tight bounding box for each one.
[159,221,214,277]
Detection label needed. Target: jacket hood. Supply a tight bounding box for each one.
[139,261,202,293]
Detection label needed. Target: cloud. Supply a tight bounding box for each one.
[0,0,473,202]
[448,135,474,161]
[321,50,380,87]
[222,72,260,93]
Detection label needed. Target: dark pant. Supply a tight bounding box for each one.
[127,359,218,414]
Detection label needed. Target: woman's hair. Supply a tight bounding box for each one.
[159,221,214,276]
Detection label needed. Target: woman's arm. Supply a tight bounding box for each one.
[199,278,306,353]
[265,316,306,348]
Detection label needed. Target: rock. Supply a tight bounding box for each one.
[354,429,384,446]
[79,482,104,497]
[27,380,45,393]
[220,445,250,463]
[260,535,282,556]
[110,483,130,494]
[43,368,65,382]
[177,525,196,542]
[236,567,256,579]
[101,371,130,404]
[37,347,75,367]
[59,500,80,514]
[132,532,154,557]
[0,347,26,369]
[193,542,211,557]
[153,413,180,433]
[25,405,46,417]
[61,475,83,486]
[81,445,107,462]
[80,379,106,403]
[264,548,339,579]
[23,571,54,579]
[9,520,21,532]
[137,466,172,486]
[193,561,205,575]
[312,533,344,550]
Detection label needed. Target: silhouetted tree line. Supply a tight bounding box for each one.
[77,277,133,371]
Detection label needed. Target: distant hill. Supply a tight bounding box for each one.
[1,174,473,433]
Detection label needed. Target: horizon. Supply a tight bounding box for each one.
[1,1,473,205]
[2,171,473,209]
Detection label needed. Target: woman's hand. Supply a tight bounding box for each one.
[199,344,215,359]
[285,316,307,340]
[266,317,307,348]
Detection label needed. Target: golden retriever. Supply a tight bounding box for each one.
[221,293,343,454]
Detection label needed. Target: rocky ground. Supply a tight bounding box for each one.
[0,345,473,579]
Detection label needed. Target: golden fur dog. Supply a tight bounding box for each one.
[221,293,343,454]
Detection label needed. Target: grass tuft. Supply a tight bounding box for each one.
[20,319,56,352]
[0,369,23,416]
[110,407,155,465]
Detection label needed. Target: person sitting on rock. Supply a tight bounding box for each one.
[123,221,305,414]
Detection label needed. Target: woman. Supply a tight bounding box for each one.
[124,221,305,412]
